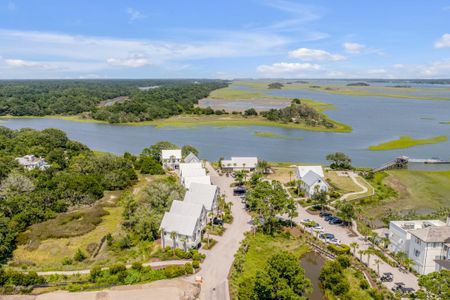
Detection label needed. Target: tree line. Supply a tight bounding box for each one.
[0,80,227,123]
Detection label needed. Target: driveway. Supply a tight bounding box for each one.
[186,163,252,300]
[294,205,419,291]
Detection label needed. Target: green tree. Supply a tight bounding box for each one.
[181,145,199,157]
[326,152,352,169]
[418,269,450,299]
[337,202,355,226]
[141,141,178,161]
[246,181,291,234]
[253,251,311,299]
[138,156,165,175]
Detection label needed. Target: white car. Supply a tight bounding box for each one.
[327,238,341,245]
[312,225,323,231]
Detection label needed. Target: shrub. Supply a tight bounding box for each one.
[62,257,73,265]
[336,255,351,268]
[192,260,200,269]
[73,248,87,262]
[175,248,191,259]
[327,244,351,255]
[89,266,102,282]
[163,265,186,278]
[131,262,143,271]
[109,264,126,275]
[184,263,194,274]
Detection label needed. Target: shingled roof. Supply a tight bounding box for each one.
[410,226,450,243]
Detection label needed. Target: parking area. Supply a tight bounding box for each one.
[294,206,419,292]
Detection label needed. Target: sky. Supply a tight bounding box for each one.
[0,0,450,79]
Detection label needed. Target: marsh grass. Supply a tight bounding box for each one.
[368,135,448,151]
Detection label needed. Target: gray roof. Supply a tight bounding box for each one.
[184,183,217,211]
[160,212,199,236]
[302,170,327,187]
[184,152,200,164]
[410,226,450,243]
[170,200,205,218]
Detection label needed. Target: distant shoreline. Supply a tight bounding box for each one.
[0,114,352,133]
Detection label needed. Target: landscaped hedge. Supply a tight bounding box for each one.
[327,244,351,255]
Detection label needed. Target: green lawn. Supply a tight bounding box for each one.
[368,135,448,151]
[254,131,304,140]
[229,232,310,299]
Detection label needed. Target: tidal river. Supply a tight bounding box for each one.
[2,87,450,168]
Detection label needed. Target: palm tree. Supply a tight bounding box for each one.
[289,170,293,182]
[296,179,304,197]
[169,231,177,255]
[374,258,382,276]
[206,232,210,249]
[358,249,364,262]
[350,242,359,256]
[403,257,415,272]
[366,249,373,266]
[180,236,188,252]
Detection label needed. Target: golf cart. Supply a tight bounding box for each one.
[380,272,393,282]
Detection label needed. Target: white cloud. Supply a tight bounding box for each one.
[0,28,290,78]
[5,59,54,69]
[126,8,145,23]
[367,68,387,75]
[107,55,152,68]
[435,33,450,48]
[288,48,345,61]
[257,62,320,75]
[343,42,365,54]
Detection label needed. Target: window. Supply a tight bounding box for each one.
[415,237,421,245]
[414,249,420,257]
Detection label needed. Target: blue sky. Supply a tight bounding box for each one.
[0,0,449,79]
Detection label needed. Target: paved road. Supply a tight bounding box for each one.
[187,163,251,300]
[36,260,190,276]
[294,206,419,291]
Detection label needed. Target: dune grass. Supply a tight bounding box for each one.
[368,135,448,151]
[254,131,304,140]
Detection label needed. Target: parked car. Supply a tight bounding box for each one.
[233,186,246,196]
[324,215,335,221]
[319,233,335,240]
[320,211,332,217]
[301,218,313,224]
[328,238,341,245]
[329,218,343,225]
[212,217,224,226]
[312,224,323,231]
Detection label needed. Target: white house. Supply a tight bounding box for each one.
[160,212,202,250]
[221,157,258,171]
[408,225,450,274]
[183,176,211,189]
[295,166,328,197]
[169,200,207,229]
[184,183,219,212]
[388,220,445,254]
[161,149,182,169]
[15,155,50,171]
[179,163,203,176]
[181,168,207,185]
[184,152,201,164]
